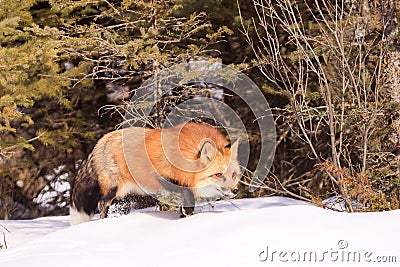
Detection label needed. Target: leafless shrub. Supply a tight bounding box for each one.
[239,0,397,211]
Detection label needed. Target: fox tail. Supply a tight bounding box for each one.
[69,154,101,225]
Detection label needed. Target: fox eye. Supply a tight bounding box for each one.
[215,173,226,182]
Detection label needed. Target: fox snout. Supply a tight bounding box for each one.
[220,185,239,199]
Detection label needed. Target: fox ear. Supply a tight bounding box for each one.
[199,139,216,165]
[231,138,240,158]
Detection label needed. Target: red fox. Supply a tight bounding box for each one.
[70,123,241,225]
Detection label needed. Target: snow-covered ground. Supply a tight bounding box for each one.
[0,197,399,266]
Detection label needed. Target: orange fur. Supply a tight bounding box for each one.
[98,123,237,197]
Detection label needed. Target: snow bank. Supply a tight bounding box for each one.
[0,197,398,267]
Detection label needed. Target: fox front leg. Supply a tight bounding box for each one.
[180,187,194,218]
[156,176,194,217]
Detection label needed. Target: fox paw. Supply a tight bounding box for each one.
[179,206,194,218]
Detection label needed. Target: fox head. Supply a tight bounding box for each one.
[193,137,241,200]
[148,123,242,201]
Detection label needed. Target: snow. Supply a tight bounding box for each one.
[0,197,399,267]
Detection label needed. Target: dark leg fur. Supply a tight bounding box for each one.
[180,187,195,217]
[157,176,195,217]
[98,200,109,219]
[98,186,118,219]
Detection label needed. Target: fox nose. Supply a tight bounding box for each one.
[232,189,238,194]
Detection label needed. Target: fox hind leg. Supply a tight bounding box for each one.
[98,186,118,219]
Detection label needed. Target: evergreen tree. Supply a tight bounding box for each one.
[0,0,232,219]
